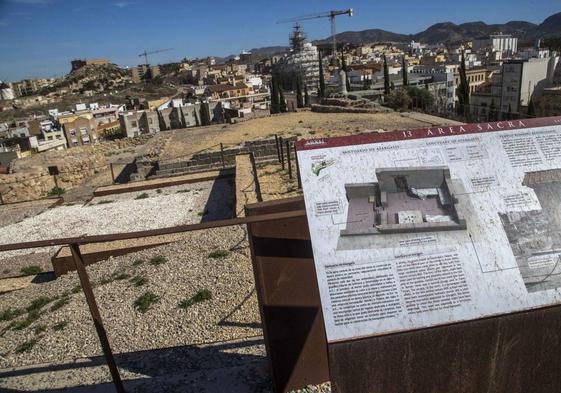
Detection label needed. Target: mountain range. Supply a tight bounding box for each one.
[316,12,561,45]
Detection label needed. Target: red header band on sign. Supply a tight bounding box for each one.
[295,116,561,151]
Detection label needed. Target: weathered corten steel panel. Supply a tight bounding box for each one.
[329,304,561,393]
[246,197,329,393]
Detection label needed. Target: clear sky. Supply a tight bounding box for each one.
[0,0,559,81]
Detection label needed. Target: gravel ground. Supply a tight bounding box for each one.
[0,199,59,228]
[0,179,234,262]
[0,226,262,385]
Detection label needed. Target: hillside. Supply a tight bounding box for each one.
[315,11,561,45]
[40,63,131,94]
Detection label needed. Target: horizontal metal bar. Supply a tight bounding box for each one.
[0,210,307,252]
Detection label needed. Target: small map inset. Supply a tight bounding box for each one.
[500,169,561,293]
[341,166,467,236]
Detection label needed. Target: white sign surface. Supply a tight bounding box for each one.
[296,117,561,343]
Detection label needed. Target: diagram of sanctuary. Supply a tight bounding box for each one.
[341,167,467,236]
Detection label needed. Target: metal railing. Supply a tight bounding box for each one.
[0,209,306,392]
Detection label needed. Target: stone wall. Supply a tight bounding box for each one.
[0,152,108,203]
[155,136,296,177]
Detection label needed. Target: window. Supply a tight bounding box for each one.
[80,127,87,135]
[70,128,76,136]
[131,121,138,128]
[148,118,153,125]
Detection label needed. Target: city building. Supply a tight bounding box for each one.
[275,24,320,92]
[500,56,560,114]
[205,83,252,100]
[0,82,15,100]
[132,64,161,83]
[473,34,518,55]
[61,116,98,147]
[118,110,160,138]
[71,58,110,72]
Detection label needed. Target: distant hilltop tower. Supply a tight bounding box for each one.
[290,23,306,53]
[0,81,15,101]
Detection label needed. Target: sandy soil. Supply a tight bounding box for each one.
[160,111,458,163]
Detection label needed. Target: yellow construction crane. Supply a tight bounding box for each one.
[138,48,173,66]
[277,9,353,57]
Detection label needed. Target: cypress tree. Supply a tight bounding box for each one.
[270,75,279,114]
[304,84,310,107]
[157,110,167,131]
[193,109,200,127]
[402,55,408,87]
[341,55,351,92]
[318,50,326,98]
[383,54,390,95]
[179,106,187,128]
[527,99,536,117]
[507,103,513,120]
[296,75,304,108]
[279,79,287,113]
[488,99,497,121]
[458,49,470,119]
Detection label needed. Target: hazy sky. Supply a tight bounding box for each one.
[0,0,559,81]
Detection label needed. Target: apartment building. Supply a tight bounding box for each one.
[500,56,560,114]
[205,83,252,100]
[132,64,161,83]
[118,110,160,138]
[473,34,518,55]
[61,116,98,147]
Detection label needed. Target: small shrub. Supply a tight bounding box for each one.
[20,265,42,276]
[132,259,144,266]
[50,297,69,312]
[130,275,147,287]
[309,130,316,135]
[208,249,229,259]
[71,285,82,294]
[176,189,190,193]
[113,272,131,280]
[134,292,160,313]
[178,289,212,309]
[48,186,65,196]
[33,325,46,335]
[53,321,68,331]
[97,276,114,286]
[16,339,38,353]
[149,255,167,265]
[0,308,24,322]
[26,297,52,313]
[156,189,162,194]
[12,310,40,330]
[197,210,208,217]
[135,193,149,200]
[97,200,114,205]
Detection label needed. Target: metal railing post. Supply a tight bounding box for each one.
[69,244,125,393]
[279,137,285,170]
[110,163,115,183]
[286,140,292,180]
[294,141,302,189]
[275,135,281,163]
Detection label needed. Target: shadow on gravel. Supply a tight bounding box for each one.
[31,272,56,284]
[200,172,235,222]
[0,338,271,393]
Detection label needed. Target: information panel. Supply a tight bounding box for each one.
[296,117,561,343]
